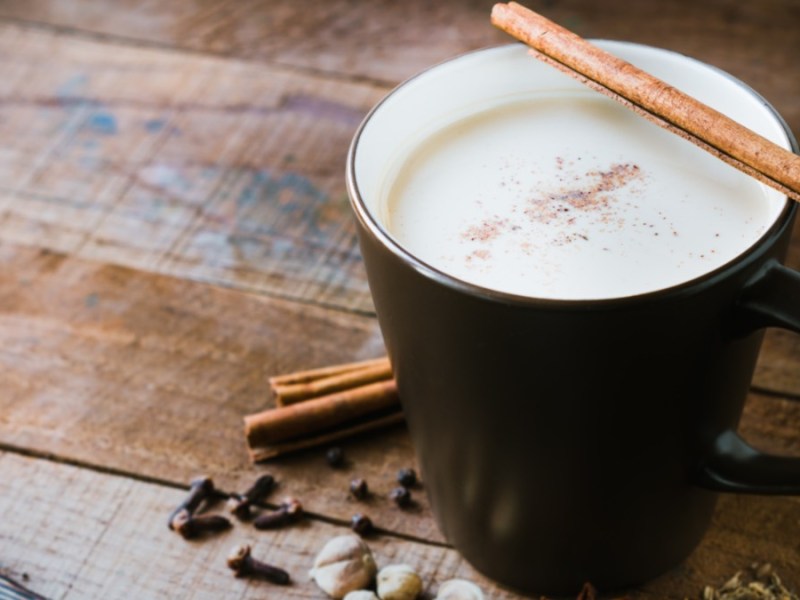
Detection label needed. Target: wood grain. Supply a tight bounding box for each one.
[0,18,797,394]
[2,243,799,560]
[0,21,383,314]
[0,0,796,138]
[0,3,798,598]
[1,451,797,599]
[0,242,442,541]
[0,452,518,599]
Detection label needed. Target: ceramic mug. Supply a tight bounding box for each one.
[346,43,800,594]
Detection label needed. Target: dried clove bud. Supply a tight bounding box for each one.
[227,544,290,584]
[167,476,215,530]
[253,497,303,530]
[396,468,417,488]
[309,534,377,599]
[170,511,232,539]
[389,486,412,508]
[376,564,423,600]
[228,474,275,519]
[350,513,373,536]
[349,478,369,500]
[326,446,345,467]
[435,579,485,600]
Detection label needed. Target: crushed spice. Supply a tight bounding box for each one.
[697,563,798,600]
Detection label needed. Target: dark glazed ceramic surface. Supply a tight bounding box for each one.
[347,44,800,594]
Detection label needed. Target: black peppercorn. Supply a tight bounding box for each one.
[349,478,369,500]
[325,446,344,467]
[389,486,411,508]
[396,468,417,488]
[350,513,373,536]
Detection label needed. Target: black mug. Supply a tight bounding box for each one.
[347,43,800,594]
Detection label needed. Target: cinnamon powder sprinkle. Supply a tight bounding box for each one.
[462,218,508,242]
[459,160,644,262]
[525,162,642,222]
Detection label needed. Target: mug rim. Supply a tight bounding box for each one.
[346,42,798,309]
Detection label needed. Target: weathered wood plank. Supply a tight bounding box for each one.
[1,451,798,599]
[0,242,443,541]
[2,243,799,552]
[0,22,383,314]
[0,0,796,139]
[0,20,798,394]
[0,452,518,599]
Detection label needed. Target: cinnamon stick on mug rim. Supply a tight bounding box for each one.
[491,2,800,203]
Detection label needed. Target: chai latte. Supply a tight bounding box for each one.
[382,95,785,299]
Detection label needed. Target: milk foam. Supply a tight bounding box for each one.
[383,95,785,299]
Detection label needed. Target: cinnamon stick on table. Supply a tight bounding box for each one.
[491,2,800,202]
[272,358,393,406]
[245,357,400,462]
[268,357,389,387]
[245,379,399,447]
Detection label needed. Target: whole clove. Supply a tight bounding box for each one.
[253,497,304,530]
[167,476,216,531]
[170,511,232,539]
[227,544,290,585]
[168,476,231,538]
[228,474,275,519]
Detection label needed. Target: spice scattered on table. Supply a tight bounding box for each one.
[227,474,275,519]
[699,563,798,600]
[226,544,290,585]
[253,497,304,530]
[376,564,423,600]
[396,468,418,488]
[349,478,369,500]
[389,486,412,508]
[168,476,232,539]
[327,446,345,467]
[245,357,402,462]
[435,579,485,600]
[350,513,373,536]
[309,534,377,599]
[170,512,232,539]
[167,475,215,530]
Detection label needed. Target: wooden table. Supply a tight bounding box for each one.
[0,1,798,598]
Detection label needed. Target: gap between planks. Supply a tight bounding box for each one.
[0,439,452,550]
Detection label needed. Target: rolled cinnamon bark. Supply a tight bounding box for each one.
[268,356,390,387]
[491,2,800,202]
[273,361,394,406]
[244,379,400,448]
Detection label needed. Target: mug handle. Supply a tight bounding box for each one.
[696,259,800,494]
